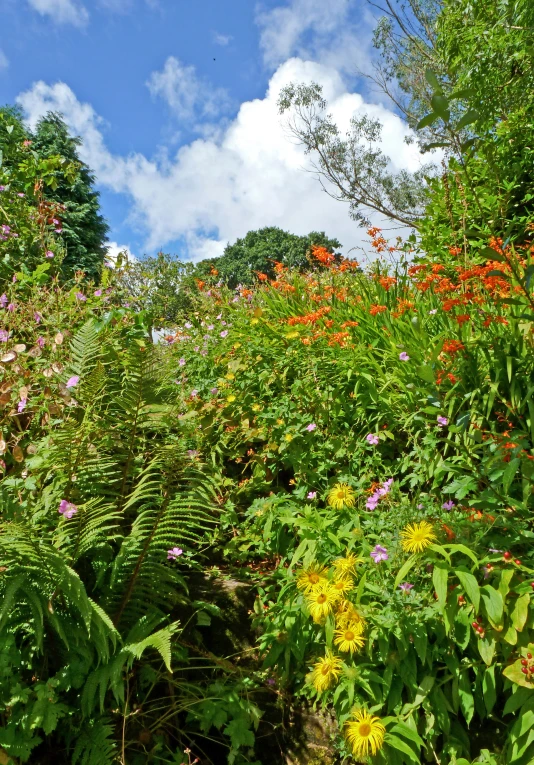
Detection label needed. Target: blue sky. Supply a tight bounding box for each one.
[0,0,422,262]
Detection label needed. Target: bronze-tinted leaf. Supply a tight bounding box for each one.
[13,344,26,353]
[12,445,24,462]
[0,351,16,363]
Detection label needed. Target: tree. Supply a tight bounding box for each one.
[31,112,109,280]
[211,226,342,287]
[277,83,433,229]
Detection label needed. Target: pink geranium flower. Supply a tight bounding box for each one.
[66,376,79,388]
[59,500,78,519]
[366,433,379,445]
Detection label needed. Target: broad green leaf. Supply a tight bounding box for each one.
[458,670,474,724]
[394,554,419,589]
[389,722,424,748]
[511,593,530,632]
[431,94,450,120]
[425,69,442,93]
[455,568,480,612]
[482,665,497,714]
[433,562,448,610]
[481,585,504,628]
[416,112,440,130]
[384,734,419,762]
[478,636,496,666]
[456,109,480,130]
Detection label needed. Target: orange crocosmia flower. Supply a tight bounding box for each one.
[408,264,427,276]
[449,246,462,256]
[489,236,504,255]
[483,318,492,328]
[257,272,268,281]
[341,321,359,328]
[378,276,397,291]
[456,314,470,325]
[442,523,455,540]
[312,245,336,267]
[325,319,334,328]
[328,332,350,347]
[431,264,446,273]
[447,373,457,383]
[369,304,387,316]
[442,298,462,311]
[367,226,382,237]
[442,339,465,356]
[196,279,205,289]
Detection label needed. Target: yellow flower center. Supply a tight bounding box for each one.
[309,573,320,584]
[317,594,327,604]
[345,631,355,641]
[321,665,330,675]
[359,723,372,737]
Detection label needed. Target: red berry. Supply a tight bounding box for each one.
[528,653,533,660]
[530,583,534,589]
[521,659,528,666]
[522,668,529,675]
[472,622,478,629]
[515,559,522,566]
[477,615,483,623]
[503,552,512,560]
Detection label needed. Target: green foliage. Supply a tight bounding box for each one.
[212,226,341,287]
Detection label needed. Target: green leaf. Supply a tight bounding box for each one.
[425,69,443,93]
[456,110,480,130]
[503,458,521,493]
[483,665,497,714]
[384,734,419,762]
[511,593,530,632]
[431,94,450,120]
[503,686,534,716]
[394,554,419,589]
[356,570,367,603]
[417,364,435,383]
[525,265,534,292]
[459,670,475,724]
[417,112,440,130]
[478,635,496,666]
[455,568,480,612]
[433,562,448,610]
[481,585,504,628]
[389,722,424,748]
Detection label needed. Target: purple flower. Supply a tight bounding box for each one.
[45,250,54,259]
[193,346,200,352]
[11,275,16,283]
[210,387,218,395]
[55,228,63,234]
[0,330,9,342]
[75,292,86,302]
[0,294,7,308]
[232,297,239,303]
[220,330,229,338]
[17,399,27,413]
[379,478,393,496]
[179,358,186,367]
[187,449,199,458]
[58,499,78,520]
[66,376,80,389]
[307,491,317,499]
[221,320,227,326]
[17,192,25,198]
[34,312,42,324]
[306,423,317,432]
[442,500,455,511]
[94,289,102,297]
[399,352,410,361]
[206,290,212,297]
[201,350,207,356]
[370,545,389,563]
[437,416,448,427]
[184,322,192,329]
[167,547,183,561]
[7,303,15,313]
[417,503,424,510]
[0,186,5,192]
[190,389,198,398]
[216,313,222,320]
[399,582,414,592]
[207,325,214,331]
[366,433,379,445]
[37,336,45,348]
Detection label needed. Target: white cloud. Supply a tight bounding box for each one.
[27,0,89,26]
[0,50,8,71]
[213,32,232,47]
[147,57,230,121]
[105,241,137,265]
[17,58,423,262]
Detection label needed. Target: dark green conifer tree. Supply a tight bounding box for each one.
[31,112,109,280]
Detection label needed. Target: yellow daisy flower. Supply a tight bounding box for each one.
[226,395,236,403]
[311,650,343,692]
[401,521,436,553]
[332,552,364,577]
[284,433,293,442]
[336,601,366,632]
[327,483,356,510]
[331,576,354,598]
[225,373,235,380]
[334,624,366,654]
[296,564,328,593]
[345,709,386,759]
[306,585,337,623]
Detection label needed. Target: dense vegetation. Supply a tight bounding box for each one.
[1,0,534,763]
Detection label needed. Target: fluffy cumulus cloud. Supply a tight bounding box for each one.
[17,58,423,261]
[256,0,374,73]
[213,32,232,47]
[27,0,89,26]
[147,57,230,121]
[0,50,8,71]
